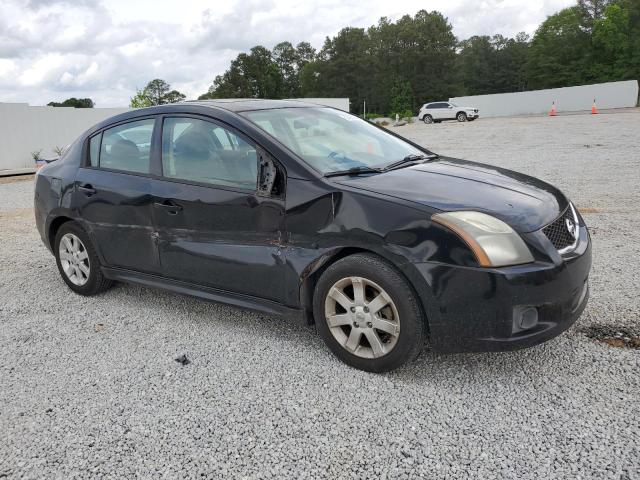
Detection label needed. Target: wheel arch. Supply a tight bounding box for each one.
[48,215,75,250]
[299,247,431,336]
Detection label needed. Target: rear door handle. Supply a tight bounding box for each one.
[78,184,96,196]
[154,200,183,215]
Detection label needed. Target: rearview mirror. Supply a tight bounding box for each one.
[293,117,319,129]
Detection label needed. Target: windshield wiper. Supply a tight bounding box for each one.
[324,166,383,177]
[383,153,438,171]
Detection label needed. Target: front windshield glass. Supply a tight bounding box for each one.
[241,107,426,174]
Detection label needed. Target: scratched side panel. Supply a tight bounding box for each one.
[152,178,287,302]
[282,177,477,308]
[73,168,160,273]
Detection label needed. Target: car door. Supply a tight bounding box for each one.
[430,102,445,120]
[151,115,286,302]
[443,102,456,119]
[74,117,162,274]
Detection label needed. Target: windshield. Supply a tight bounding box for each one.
[241,107,426,174]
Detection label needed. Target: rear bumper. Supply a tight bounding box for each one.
[412,240,591,353]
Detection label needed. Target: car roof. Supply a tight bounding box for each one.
[85,99,328,136]
[184,98,323,112]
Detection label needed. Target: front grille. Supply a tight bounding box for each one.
[543,207,577,251]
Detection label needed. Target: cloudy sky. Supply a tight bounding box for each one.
[0,0,574,107]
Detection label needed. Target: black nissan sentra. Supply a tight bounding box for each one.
[34,99,591,372]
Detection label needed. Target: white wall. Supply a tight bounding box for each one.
[449,80,639,118]
[0,98,350,174]
[0,103,131,173]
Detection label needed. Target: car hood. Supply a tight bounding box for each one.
[334,157,568,233]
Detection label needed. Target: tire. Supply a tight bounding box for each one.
[456,112,467,122]
[313,253,425,372]
[422,114,433,124]
[54,221,113,296]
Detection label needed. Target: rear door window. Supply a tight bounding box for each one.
[98,119,155,174]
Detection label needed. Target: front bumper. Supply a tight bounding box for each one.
[411,239,591,353]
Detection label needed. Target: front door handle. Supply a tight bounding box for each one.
[154,200,183,215]
[78,184,96,196]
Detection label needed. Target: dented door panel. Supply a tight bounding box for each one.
[152,178,286,302]
[281,177,450,309]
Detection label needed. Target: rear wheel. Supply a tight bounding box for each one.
[422,115,433,124]
[457,112,467,122]
[313,254,425,372]
[54,222,113,296]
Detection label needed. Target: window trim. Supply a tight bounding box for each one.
[82,115,158,176]
[80,111,287,198]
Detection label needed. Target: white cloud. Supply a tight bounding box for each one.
[0,0,575,107]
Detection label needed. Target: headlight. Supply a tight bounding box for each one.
[432,211,534,267]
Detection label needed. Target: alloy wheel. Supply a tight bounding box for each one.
[58,233,90,286]
[324,276,400,359]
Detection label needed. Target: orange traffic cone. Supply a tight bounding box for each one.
[591,99,598,115]
[549,101,557,116]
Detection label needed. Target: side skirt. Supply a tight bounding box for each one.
[101,267,305,323]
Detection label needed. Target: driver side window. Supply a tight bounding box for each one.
[161,117,258,190]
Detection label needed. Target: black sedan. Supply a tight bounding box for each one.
[34,99,591,372]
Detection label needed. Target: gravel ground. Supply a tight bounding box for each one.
[1,112,639,479]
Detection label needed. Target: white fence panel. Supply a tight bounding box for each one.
[449,80,639,118]
[0,103,130,173]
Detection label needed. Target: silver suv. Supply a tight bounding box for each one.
[418,102,479,124]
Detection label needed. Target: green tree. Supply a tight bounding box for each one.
[457,33,530,95]
[273,41,300,97]
[578,0,611,31]
[527,7,592,89]
[591,0,640,81]
[389,79,413,116]
[47,97,94,108]
[457,36,497,95]
[129,89,153,108]
[130,79,186,107]
[200,46,284,99]
[367,11,459,113]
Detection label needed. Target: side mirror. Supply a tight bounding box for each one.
[448,105,453,109]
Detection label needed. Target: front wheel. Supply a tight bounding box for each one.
[422,115,434,124]
[457,112,467,122]
[313,254,425,372]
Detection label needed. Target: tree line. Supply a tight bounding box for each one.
[48,0,639,115]
[199,0,640,116]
